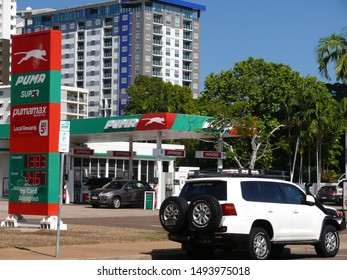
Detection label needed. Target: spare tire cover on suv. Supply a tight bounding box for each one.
[187,195,222,233]
[159,196,188,233]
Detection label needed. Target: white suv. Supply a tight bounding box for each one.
[159,170,346,260]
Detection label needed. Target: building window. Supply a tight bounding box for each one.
[175,29,180,37]
[175,18,180,28]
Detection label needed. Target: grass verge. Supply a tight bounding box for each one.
[0,224,167,249]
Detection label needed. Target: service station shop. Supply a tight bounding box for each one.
[0,112,236,208]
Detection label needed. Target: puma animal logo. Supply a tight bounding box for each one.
[143,117,165,126]
[14,49,47,64]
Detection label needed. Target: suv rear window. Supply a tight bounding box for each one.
[179,181,227,201]
[241,181,305,204]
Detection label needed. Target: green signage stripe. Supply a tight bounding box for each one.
[0,124,9,139]
[69,114,142,134]
[11,71,61,105]
[170,114,210,131]
[9,152,60,204]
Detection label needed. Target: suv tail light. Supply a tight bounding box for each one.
[221,203,237,216]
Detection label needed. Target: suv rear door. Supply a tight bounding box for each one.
[241,181,292,240]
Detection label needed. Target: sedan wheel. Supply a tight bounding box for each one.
[112,197,121,209]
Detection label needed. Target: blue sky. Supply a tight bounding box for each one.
[17,0,347,88]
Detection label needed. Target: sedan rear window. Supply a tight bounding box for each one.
[179,181,227,201]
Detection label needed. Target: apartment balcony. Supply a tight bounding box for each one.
[153,49,163,56]
[103,83,112,88]
[183,44,192,51]
[183,34,192,41]
[183,65,192,71]
[153,60,162,66]
[104,20,113,26]
[104,31,112,37]
[153,18,163,25]
[153,71,162,77]
[183,54,192,61]
[153,28,163,35]
[183,24,192,30]
[182,74,192,81]
[153,39,163,46]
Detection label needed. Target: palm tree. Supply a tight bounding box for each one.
[316,28,347,82]
[316,27,347,195]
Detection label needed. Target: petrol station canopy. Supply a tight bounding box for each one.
[0,112,239,145]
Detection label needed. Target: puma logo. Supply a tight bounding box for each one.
[143,117,165,126]
[14,49,47,64]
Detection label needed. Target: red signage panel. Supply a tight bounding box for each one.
[195,151,226,159]
[73,148,94,156]
[11,30,62,74]
[164,149,186,157]
[136,113,177,131]
[10,103,60,153]
[108,151,136,157]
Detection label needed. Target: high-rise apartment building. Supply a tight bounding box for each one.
[21,0,205,117]
[0,0,16,85]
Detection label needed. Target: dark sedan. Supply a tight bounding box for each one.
[89,179,153,208]
[316,185,341,205]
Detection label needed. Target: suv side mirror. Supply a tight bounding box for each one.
[306,195,315,206]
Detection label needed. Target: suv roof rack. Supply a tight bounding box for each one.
[187,168,288,180]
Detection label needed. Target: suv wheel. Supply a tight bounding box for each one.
[159,196,188,233]
[187,195,222,233]
[315,225,339,258]
[249,227,271,260]
[111,197,121,209]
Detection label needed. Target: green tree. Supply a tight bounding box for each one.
[198,57,342,181]
[198,58,305,170]
[124,75,197,114]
